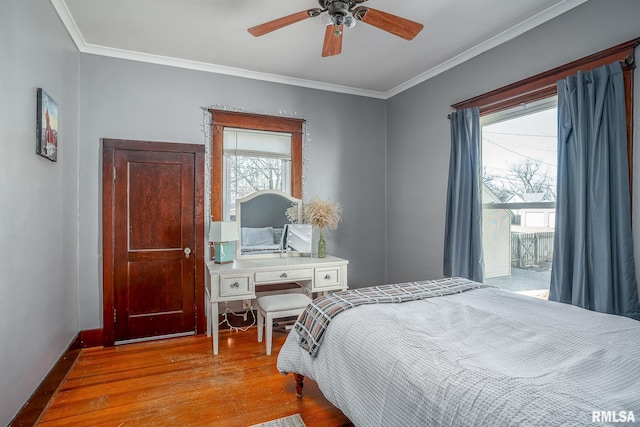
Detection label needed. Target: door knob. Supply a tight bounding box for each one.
[184,247,192,259]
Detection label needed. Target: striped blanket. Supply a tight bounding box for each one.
[294,277,490,357]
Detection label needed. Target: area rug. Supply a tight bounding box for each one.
[248,413,307,427]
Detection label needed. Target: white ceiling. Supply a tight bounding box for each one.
[52,0,587,99]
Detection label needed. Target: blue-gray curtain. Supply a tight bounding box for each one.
[550,61,640,320]
[443,107,484,282]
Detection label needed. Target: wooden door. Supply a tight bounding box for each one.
[103,139,205,346]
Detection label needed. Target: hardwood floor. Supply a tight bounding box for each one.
[38,328,352,427]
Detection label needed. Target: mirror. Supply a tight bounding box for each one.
[236,190,310,258]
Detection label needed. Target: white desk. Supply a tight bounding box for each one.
[205,255,348,354]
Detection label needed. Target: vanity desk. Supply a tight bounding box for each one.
[205,255,348,354]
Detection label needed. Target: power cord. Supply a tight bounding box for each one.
[218,305,256,332]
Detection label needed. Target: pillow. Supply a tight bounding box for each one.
[241,226,274,246]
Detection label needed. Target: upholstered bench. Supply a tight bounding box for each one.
[257,293,312,355]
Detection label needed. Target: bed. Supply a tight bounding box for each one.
[277,278,640,426]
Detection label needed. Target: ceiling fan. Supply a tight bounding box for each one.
[248,0,424,57]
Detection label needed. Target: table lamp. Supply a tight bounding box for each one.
[209,221,239,264]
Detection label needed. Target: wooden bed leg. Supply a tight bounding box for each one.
[294,373,304,399]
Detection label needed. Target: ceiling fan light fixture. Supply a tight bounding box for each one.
[344,15,356,28]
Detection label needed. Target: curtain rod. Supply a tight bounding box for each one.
[448,55,635,121]
[449,38,638,116]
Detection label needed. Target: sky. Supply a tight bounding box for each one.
[482,107,558,192]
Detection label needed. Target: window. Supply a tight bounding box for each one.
[209,110,305,222]
[222,128,292,221]
[481,99,557,297]
[452,39,636,298]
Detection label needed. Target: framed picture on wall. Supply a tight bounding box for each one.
[36,88,58,162]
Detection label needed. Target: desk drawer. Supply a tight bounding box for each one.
[219,275,253,298]
[315,267,341,289]
[255,268,313,283]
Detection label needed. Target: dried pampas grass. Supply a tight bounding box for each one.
[304,196,342,231]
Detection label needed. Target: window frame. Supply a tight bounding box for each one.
[209,109,305,221]
[453,38,638,189]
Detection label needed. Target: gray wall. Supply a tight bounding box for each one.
[386,0,640,285]
[0,0,81,424]
[77,55,387,329]
[4,0,640,423]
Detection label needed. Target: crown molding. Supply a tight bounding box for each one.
[383,0,589,98]
[80,44,388,99]
[50,0,86,50]
[49,0,386,99]
[51,0,587,100]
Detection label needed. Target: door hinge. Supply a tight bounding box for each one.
[113,166,116,181]
[114,308,117,323]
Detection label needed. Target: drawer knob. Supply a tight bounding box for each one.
[324,274,331,280]
[232,282,240,288]
[280,272,288,278]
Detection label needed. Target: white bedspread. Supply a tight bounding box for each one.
[277,287,640,426]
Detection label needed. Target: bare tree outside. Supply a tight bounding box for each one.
[483,167,512,202]
[509,159,555,200]
[483,159,555,202]
[228,156,287,201]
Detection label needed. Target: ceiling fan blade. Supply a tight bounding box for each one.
[248,9,321,37]
[322,24,343,57]
[353,7,423,40]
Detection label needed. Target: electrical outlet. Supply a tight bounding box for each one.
[242,299,251,310]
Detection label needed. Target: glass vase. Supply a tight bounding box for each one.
[317,230,326,258]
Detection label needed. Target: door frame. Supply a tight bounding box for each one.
[102,138,206,347]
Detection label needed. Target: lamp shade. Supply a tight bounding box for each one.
[209,221,239,242]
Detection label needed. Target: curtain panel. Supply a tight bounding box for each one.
[550,61,640,320]
[443,107,484,282]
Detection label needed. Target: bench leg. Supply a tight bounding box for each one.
[266,312,273,355]
[257,308,264,343]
